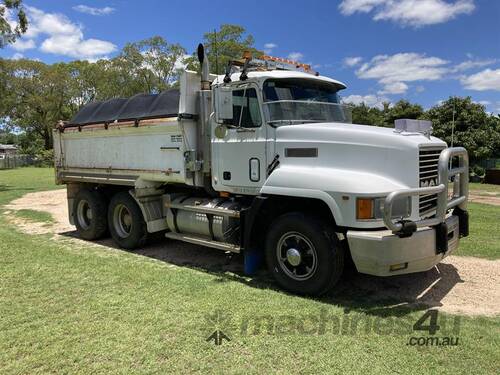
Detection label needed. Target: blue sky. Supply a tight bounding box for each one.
[2,0,500,112]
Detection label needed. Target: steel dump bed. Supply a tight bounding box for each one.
[54,89,198,186]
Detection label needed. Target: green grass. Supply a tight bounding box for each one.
[14,209,54,224]
[0,167,499,374]
[0,167,60,206]
[455,202,500,259]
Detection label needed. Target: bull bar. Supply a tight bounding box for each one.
[383,147,469,234]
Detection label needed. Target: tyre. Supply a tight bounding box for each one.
[73,188,108,240]
[265,212,344,296]
[108,191,147,249]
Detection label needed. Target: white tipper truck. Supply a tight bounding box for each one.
[54,45,469,295]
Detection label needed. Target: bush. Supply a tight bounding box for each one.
[472,165,485,177]
[35,149,54,167]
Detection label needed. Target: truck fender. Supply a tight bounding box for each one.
[260,165,409,228]
[260,167,345,225]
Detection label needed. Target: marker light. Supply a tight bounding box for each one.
[356,197,412,221]
[356,198,374,220]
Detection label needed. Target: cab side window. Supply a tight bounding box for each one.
[231,88,262,128]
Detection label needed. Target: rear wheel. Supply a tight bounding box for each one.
[73,189,108,240]
[265,212,344,296]
[108,191,147,249]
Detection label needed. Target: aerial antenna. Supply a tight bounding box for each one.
[213,29,219,75]
[451,98,456,148]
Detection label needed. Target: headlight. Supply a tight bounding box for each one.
[356,197,411,220]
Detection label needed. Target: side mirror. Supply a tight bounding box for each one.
[215,87,233,123]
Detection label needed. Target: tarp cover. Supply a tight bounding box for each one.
[67,89,180,127]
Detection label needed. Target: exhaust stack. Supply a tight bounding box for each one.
[197,43,210,90]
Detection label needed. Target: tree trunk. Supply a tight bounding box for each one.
[43,126,53,150]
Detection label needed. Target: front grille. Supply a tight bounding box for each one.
[419,147,444,216]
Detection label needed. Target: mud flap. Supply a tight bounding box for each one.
[435,222,448,254]
[453,207,469,238]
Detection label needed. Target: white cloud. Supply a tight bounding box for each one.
[475,100,491,106]
[25,6,81,37]
[11,38,36,51]
[73,5,115,16]
[339,0,475,27]
[378,81,408,94]
[356,53,449,94]
[452,58,497,72]
[263,43,277,54]
[343,56,363,67]
[288,52,304,61]
[174,54,192,70]
[342,94,390,109]
[461,68,500,91]
[415,85,425,93]
[16,6,117,60]
[11,53,24,60]
[339,0,386,15]
[40,35,116,60]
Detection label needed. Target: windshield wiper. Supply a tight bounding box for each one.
[267,119,325,125]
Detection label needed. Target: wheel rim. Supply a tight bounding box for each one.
[276,231,317,281]
[76,199,92,230]
[113,203,132,238]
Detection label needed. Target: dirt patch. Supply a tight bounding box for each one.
[468,192,500,206]
[347,256,500,317]
[4,189,73,235]
[4,189,500,317]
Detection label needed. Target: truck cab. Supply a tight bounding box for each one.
[54,45,469,296]
[211,70,349,196]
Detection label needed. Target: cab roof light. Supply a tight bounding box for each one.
[260,55,313,73]
[227,52,318,76]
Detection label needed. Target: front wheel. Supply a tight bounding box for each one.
[108,191,147,249]
[265,212,344,296]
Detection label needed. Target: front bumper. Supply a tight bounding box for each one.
[347,215,459,276]
[346,147,469,277]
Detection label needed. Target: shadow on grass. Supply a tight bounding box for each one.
[0,184,35,192]
[59,229,463,318]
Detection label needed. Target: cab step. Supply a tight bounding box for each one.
[165,232,241,253]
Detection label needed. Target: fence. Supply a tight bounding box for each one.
[479,158,500,170]
[0,155,35,169]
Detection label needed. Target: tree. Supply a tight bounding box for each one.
[111,36,187,95]
[0,0,27,48]
[350,100,424,127]
[383,100,424,126]
[185,24,260,75]
[1,59,74,150]
[423,97,500,162]
[66,59,116,109]
[351,103,384,126]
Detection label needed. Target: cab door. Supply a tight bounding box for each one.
[212,84,267,195]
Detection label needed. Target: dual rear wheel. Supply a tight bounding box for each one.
[73,189,147,249]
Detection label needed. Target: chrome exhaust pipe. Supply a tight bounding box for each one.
[197,43,210,90]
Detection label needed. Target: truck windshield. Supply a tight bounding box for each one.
[263,78,352,125]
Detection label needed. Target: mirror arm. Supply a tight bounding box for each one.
[223,62,232,84]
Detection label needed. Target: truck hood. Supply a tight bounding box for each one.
[274,122,447,189]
